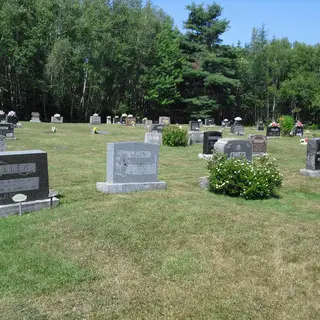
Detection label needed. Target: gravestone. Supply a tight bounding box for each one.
[6,112,18,126]
[266,126,281,137]
[295,126,304,136]
[159,117,170,125]
[204,118,214,126]
[30,112,41,122]
[0,111,6,122]
[257,121,264,131]
[248,134,267,154]
[189,121,200,131]
[90,114,101,125]
[230,124,244,135]
[51,114,63,123]
[0,123,15,139]
[299,138,320,177]
[214,139,252,161]
[106,116,112,124]
[126,117,136,126]
[188,131,204,145]
[203,131,222,154]
[113,116,119,124]
[96,142,166,193]
[144,133,162,146]
[149,124,165,133]
[145,120,153,129]
[0,136,6,152]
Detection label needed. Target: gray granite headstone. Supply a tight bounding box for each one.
[0,136,6,152]
[51,116,63,123]
[144,133,162,145]
[149,124,165,133]
[159,117,170,125]
[300,138,320,177]
[214,139,252,161]
[30,112,41,122]
[106,117,112,124]
[188,131,204,145]
[204,118,214,126]
[0,150,49,205]
[0,123,15,139]
[230,124,244,135]
[97,142,166,193]
[248,134,267,154]
[189,121,200,131]
[90,114,101,125]
[145,120,153,128]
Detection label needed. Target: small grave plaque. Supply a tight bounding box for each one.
[159,117,170,125]
[248,134,267,154]
[214,139,252,161]
[266,126,281,137]
[144,133,162,145]
[204,118,214,126]
[189,121,200,131]
[97,142,166,193]
[203,131,222,154]
[0,150,49,205]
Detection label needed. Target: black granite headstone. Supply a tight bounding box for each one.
[203,131,222,154]
[149,124,165,133]
[306,138,320,171]
[266,126,281,137]
[0,150,49,205]
[295,126,304,136]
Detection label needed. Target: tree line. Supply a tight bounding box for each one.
[0,0,319,125]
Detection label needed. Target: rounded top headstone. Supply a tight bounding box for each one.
[93,113,99,117]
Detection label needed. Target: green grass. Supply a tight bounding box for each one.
[0,123,319,319]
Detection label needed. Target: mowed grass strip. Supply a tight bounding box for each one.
[0,123,319,319]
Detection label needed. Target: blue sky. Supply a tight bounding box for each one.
[150,0,320,46]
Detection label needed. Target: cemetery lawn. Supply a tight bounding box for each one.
[1,122,319,320]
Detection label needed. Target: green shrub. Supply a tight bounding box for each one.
[305,123,320,130]
[207,153,283,200]
[162,125,188,147]
[279,115,295,135]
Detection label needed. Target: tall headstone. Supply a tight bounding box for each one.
[96,142,166,193]
[90,114,101,125]
[30,112,41,122]
[106,116,112,124]
[214,139,252,161]
[248,134,267,154]
[203,131,222,154]
[189,121,200,131]
[0,136,6,152]
[159,117,170,125]
[144,133,162,145]
[266,126,281,137]
[299,138,320,177]
[113,116,119,124]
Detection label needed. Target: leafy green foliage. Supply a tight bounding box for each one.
[162,125,188,147]
[207,153,283,200]
[279,115,295,135]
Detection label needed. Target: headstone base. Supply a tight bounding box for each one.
[0,197,59,218]
[299,169,320,178]
[199,176,209,189]
[96,181,166,194]
[30,120,41,123]
[198,154,213,160]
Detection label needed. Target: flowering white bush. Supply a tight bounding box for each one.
[207,153,283,200]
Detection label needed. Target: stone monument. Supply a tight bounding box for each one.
[51,114,63,123]
[299,138,320,178]
[159,117,171,125]
[106,116,112,124]
[204,118,214,126]
[188,131,204,145]
[144,133,162,145]
[96,142,166,193]
[248,134,267,154]
[90,113,101,125]
[214,139,252,161]
[189,121,200,131]
[30,112,41,122]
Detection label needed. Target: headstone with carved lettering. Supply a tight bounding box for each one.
[214,139,252,161]
[90,114,101,125]
[299,138,320,178]
[159,117,170,125]
[97,142,166,193]
[30,112,41,122]
[144,133,162,145]
[248,134,267,154]
[203,131,222,154]
[266,126,281,137]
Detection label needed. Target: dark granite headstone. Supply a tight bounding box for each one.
[0,150,49,205]
[204,118,214,126]
[0,111,6,122]
[149,124,165,133]
[0,123,14,137]
[189,121,200,131]
[295,126,304,136]
[257,122,264,131]
[306,138,320,171]
[7,116,18,125]
[248,134,267,153]
[266,126,281,137]
[203,131,222,154]
[214,139,252,161]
